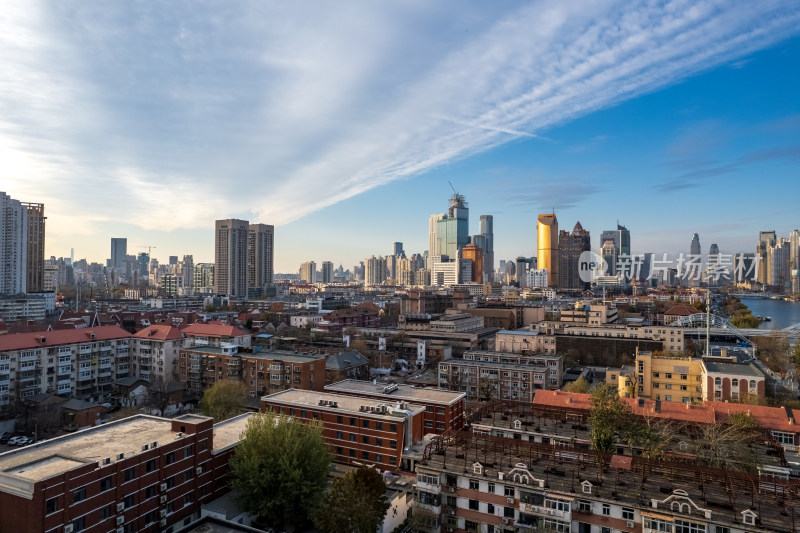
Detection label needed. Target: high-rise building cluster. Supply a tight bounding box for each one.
[0,192,45,296]
[753,229,800,292]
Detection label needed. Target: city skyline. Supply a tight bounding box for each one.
[1,3,799,271]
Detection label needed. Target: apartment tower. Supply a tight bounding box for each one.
[214,219,249,297]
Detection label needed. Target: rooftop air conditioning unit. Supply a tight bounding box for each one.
[116,516,124,525]
[116,453,124,460]
[102,457,111,466]
[116,502,125,511]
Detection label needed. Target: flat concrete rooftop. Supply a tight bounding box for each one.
[263,389,426,418]
[325,379,465,404]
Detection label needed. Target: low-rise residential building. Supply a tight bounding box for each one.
[702,361,766,402]
[607,349,705,403]
[438,351,563,401]
[413,428,796,533]
[261,389,425,471]
[132,325,186,382]
[289,314,323,328]
[0,412,252,533]
[178,346,326,398]
[495,329,556,355]
[324,379,466,434]
[559,302,618,325]
[0,326,133,408]
[324,351,370,384]
[181,323,251,349]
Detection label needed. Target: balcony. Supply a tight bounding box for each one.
[0,373,10,383]
[78,345,93,355]
[140,370,151,379]
[19,352,37,362]
[416,480,441,494]
[98,370,112,378]
[117,348,129,355]
[518,503,570,522]
[78,353,93,362]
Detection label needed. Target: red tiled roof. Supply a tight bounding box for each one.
[181,322,250,338]
[0,325,132,351]
[663,305,698,317]
[609,454,631,470]
[534,391,795,432]
[133,325,185,341]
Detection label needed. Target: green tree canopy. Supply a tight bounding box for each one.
[315,467,390,533]
[230,412,333,529]
[199,380,248,422]
[588,382,635,452]
[563,377,591,394]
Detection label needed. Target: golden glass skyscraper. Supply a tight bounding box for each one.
[537,213,559,287]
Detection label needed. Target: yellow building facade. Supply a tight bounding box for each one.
[607,349,704,403]
[536,214,558,287]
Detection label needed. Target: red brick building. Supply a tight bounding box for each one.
[0,412,252,533]
[180,323,251,348]
[261,390,425,471]
[179,346,325,398]
[324,379,466,434]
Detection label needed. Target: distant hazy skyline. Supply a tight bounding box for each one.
[2,1,799,271]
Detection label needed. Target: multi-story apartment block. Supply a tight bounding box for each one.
[181,323,251,348]
[546,322,686,356]
[131,326,186,382]
[261,389,425,472]
[324,379,466,434]
[0,326,133,408]
[414,410,797,533]
[246,223,274,293]
[0,412,252,533]
[0,191,28,295]
[438,351,563,401]
[179,345,325,398]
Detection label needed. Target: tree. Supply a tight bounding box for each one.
[588,382,634,452]
[315,467,390,533]
[563,377,591,394]
[477,376,499,401]
[199,380,248,421]
[692,420,759,472]
[230,411,332,529]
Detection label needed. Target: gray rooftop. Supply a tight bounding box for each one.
[703,361,764,377]
[325,379,465,405]
[325,350,369,370]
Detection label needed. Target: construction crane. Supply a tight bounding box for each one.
[135,245,157,256]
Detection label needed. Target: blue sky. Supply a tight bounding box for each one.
[1,1,798,272]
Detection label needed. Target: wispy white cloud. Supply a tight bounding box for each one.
[1,0,798,248]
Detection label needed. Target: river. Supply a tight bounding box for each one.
[738,297,800,330]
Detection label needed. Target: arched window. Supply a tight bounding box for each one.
[750,380,757,390]
[732,379,739,387]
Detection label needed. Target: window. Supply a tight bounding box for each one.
[101,504,114,519]
[675,519,708,532]
[740,513,755,526]
[376,421,383,430]
[681,374,687,380]
[336,415,343,424]
[362,451,369,459]
[487,503,495,514]
[72,517,86,532]
[336,431,343,439]
[644,517,672,532]
[362,435,369,444]
[665,395,672,402]
[146,485,157,498]
[601,503,610,516]
[468,479,479,490]
[390,423,397,432]
[715,527,730,533]
[165,451,175,464]
[487,482,495,494]
[45,496,58,514]
[504,506,515,518]
[350,433,356,442]
[773,431,794,445]
[545,499,570,512]
[336,446,343,455]
[124,467,136,482]
[578,500,591,513]
[362,419,370,428]
[124,493,135,507]
[622,507,634,520]
[73,487,87,503]
[349,449,356,457]
[146,459,157,472]
[390,440,397,449]
[100,476,112,492]
[666,373,672,379]
[183,493,192,506]
[469,499,479,510]
[504,486,515,497]
[465,520,478,532]
[184,470,194,482]
[199,438,208,451]
[375,437,383,447]
[184,444,193,458]
[389,456,397,465]
[349,417,356,426]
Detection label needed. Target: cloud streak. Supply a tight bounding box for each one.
[1,0,799,244]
